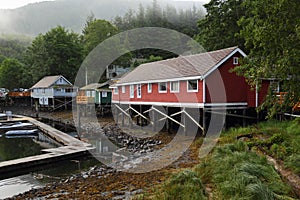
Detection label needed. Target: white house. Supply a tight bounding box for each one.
[31,75,77,110]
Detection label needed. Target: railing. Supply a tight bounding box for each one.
[276,92,300,112]
[8,91,31,97]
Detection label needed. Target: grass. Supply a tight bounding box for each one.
[195,142,295,199]
[139,119,299,199]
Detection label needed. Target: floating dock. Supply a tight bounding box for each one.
[0,115,94,177]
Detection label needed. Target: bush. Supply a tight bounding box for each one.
[155,170,208,200]
[195,142,293,199]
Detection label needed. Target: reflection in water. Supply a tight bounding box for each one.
[0,132,59,162]
[0,156,101,199]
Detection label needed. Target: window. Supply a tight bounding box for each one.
[270,81,280,93]
[92,91,95,97]
[159,82,167,93]
[148,83,152,93]
[130,85,134,98]
[187,80,198,92]
[102,91,107,97]
[233,57,239,65]
[114,87,119,94]
[170,81,180,93]
[137,84,142,98]
[87,90,91,97]
[65,88,73,93]
[122,86,126,93]
[56,88,62,92]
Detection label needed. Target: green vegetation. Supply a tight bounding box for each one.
[195,142,294,199]
[147,119,299,199]
[153,170,208,200]
[221,119,300,176]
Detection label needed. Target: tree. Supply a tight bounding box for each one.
[25,26,83,84]
[236,0,300,116]
[82,19,119,56]
[195,0,246,51]
[0,58,25,89]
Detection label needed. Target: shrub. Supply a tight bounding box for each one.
[155,170,208,200]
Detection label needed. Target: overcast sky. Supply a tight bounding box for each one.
[0,0,209,9]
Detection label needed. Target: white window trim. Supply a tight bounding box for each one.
[130,85,134,98]
[137,84,142,98]
[233,57,239,65]
[187,80,198,92]
[170,81,180,93]
[158,82,167,93]
[114,87,119,94]
[122,86,126,93]
[148,83,152,93]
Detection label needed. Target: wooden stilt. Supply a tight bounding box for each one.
[243,109,246,127]
[140,105,143,129]
[183,107,187,135]
[115,105,119,124]
[166,107,169,132]
[203,108,206,135]
[152,107,156,132]
[77,104,81,136]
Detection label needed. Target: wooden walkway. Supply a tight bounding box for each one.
[0,115,94,176]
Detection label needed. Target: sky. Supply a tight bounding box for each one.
[0,0,210,9]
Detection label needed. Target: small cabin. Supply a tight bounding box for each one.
[77,82,112,105]
[31,75,77,110]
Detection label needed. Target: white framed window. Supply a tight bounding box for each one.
[92,91,95,97]
[114,87,119,94]
[130,85,134,98]
[233,57,239,65]
[148,83,152,93]
[102,91,107,97]
[87,90,91,97]
[170,81,180,93]
[270,81,280,93]
[187,80,198,92]
[122,86,126,93]
[158,82,167,93]
[137,84,142,98]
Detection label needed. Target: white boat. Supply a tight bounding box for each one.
[5,129,39,136]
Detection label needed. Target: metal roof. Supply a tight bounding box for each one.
[116,46,245,86]
[31,75,72,89]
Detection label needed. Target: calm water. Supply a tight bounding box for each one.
[0,156,101,199]
[0,119,104,199]
[0,133,50,162]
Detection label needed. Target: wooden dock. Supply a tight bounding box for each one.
[0,115,94,176]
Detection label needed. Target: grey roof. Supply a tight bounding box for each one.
[116,46,244,85]
[80,83,102,90]
[81,81,113,90]
[31,75,72,89]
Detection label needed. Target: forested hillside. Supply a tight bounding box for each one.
[0,0,205,36]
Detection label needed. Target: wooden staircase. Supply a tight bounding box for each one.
[276,92,300,112]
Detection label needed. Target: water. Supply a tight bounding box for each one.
[0,132,59,162]
[0,155,101,199]
[0,119,104,199]
[0,174,44,199]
